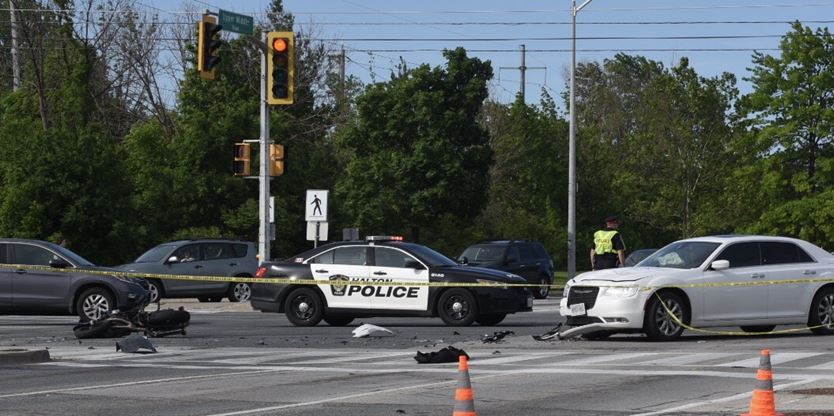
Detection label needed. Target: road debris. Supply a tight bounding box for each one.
[481,330,514,343]
[414,346,469,364]
[116,334,157,353]
[351,323,394,338]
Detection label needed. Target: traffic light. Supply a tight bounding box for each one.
[269,144,285,176]
[197,15,222,80]
[233,143,250,176]
[267,32,294,105]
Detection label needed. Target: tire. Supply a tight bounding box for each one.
[323,316,354,326]
[533,277,550,299]
[147,280,163,303]
[740,326,776,334]
[76,287,115,321]
[644,291,688,341]
[227,282,252,302]
[437,289,479,326]
[475,313,506,326]
[808,286,834,335]
[582,331,614,340]
[284,288,324,327]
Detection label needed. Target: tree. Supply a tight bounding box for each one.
[737,22,834,245]
[336,48,493,246]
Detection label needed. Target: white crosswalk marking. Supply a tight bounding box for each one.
[637,352,745,366]
[553,352,658,366]
[470,351,572,365]
[715,352,825,368]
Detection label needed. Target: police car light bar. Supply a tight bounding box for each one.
[366,235,404,242]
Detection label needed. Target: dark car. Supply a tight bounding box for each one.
[250,236,533,327]
[623,249,658,267]
[459,240,554,299]
[0,239,149,320]
[116,239,258,303]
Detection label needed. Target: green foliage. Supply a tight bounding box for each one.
[336,48,493,245]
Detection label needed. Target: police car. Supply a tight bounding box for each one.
[250,236,534,326]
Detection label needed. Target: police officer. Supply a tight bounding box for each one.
[590,215,626,270]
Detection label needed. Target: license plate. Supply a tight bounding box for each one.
[527,296,534,308]
[570,303,586,316]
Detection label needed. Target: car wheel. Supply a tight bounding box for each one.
[808,287,834,335]
[533,277,550,299]
[284,288,324,327]
[227,282,251,302]
[323,316,354,326]
[644,291,688,341]
[475,313,506,326]
[437,289,478,326]
[76,287,115,321]
[147,280,163,303]
[740,326,776,333]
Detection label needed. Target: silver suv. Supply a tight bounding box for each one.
[116,240,258,303]
[0,239,149,320]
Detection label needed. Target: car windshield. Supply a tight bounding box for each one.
[44,243,96,267]
[404,244,458,267]
[461,245,504,263]
[134,245,174,263]
[638,241,721,269]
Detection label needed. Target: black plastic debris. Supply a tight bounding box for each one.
[532,322,563,341]
[414,346,469,364]
[116,334,157,353]
[481,330,514,343]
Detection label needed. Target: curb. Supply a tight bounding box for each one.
[0,349,51,364]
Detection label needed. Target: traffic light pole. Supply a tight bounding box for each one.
[258,32,271,263]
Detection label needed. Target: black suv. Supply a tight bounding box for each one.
[459,240,554,299]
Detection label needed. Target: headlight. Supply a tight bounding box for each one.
[476,279,508,289]
[602,285,639,298]
[111,273,129,282]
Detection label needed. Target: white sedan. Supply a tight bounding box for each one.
[560,235,834,340]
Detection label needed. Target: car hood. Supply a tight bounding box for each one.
[439,265,527,283]
[572,267,691,284]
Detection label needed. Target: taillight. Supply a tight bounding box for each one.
[256,266,268,278]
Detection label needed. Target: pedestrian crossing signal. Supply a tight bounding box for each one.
[269,144,284,176]
[233,143,250,176]
[267,32,294,105]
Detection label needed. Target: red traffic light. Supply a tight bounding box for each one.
[272,38,288,53]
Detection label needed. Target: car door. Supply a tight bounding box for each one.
[0,244,11,312]
[198,242,240,293]
[516,244,541,281]
[310,246,371,310]
[761,241,817,321]
[697,242,769,323]
[10,243,73,313]
[163,243,213,296]
[370,247,429,311]
[502,245,526,276]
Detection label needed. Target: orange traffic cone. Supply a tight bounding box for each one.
[453,355,477,416]
[742,349,783,416]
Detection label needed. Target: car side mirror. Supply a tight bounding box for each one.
[404,260,424,270]
[710,260,730,270]
[166,256,178,264]
[49,258,70,269]
[458,256,469,265]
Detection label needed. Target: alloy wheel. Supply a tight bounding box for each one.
[817,293,834,328]
[292,295,315,320]
[654,298,683,336]
[445,295,470,321]
[231,283,251,302]
[82,294,110,320]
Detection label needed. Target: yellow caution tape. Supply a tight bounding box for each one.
[653,292,833,336]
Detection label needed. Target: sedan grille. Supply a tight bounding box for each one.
[567,286,599,309]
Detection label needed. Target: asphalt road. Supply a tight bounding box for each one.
[1,297,834,416]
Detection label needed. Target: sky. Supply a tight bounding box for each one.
[141,0,834,110]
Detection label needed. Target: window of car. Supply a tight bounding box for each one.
[715,242,761,268]
[640,241,720,269]
[231,244,248,258]
[172,244,202,263]
[332,246,367,266]
[310,249,334,264]
[761,242,815,265]
[203,243,233,260]
[0,243,7,263]
[460,245,504,263]
[135,245,175,263]
[12,244,62,266]
[506,245,521,263]
[532,244,549,259]
[519,244,538,262]
[374,247,418,268]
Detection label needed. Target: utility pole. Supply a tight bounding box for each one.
[258,31,271,263]
[568,0,594,280]
[10,0,21,91]
[330,48,346,110]
[499,45,545,102]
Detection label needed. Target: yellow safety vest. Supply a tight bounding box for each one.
[594,230,620,255]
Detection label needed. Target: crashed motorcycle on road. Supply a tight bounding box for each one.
[73,300,190,339]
